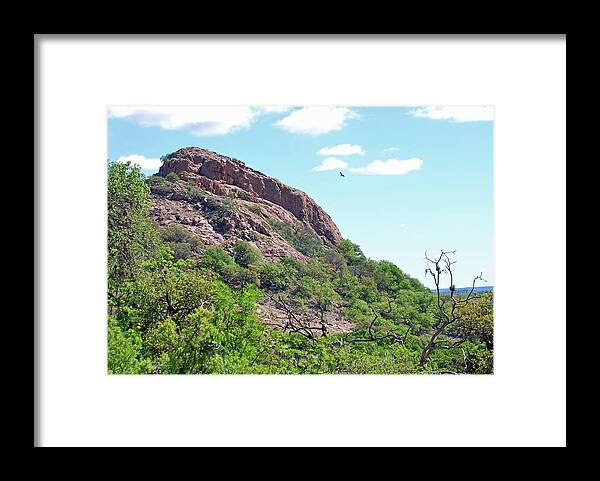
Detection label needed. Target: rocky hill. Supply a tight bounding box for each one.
[148,147,343,261]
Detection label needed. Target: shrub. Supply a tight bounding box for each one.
[165,172,180,182]
[259,261,294,291]
[204,194,237,214]
[182,183,205,203]
[199,246,236,274]
[233,240,262,268]
[159,224,204,261]
[146,175,175,197]
[267,219,324,257]
[246,204,264,216]
[324,248,347,271]
[466,348,494,374]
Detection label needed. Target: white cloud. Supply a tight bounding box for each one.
[254,105,293,113]
[275,106,359,135]
[115,154,162,172]
[108,106,259,136]
[399,224,407,228]
[383,147,400,152]
[317,144,364,156]
[408,106,494,122]
[350,158,423,176]
[313,157,349,172]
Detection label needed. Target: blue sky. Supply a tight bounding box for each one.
[108,106,493,288]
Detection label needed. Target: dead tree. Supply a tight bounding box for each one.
[267,294,329,342]
[420,250,485,367]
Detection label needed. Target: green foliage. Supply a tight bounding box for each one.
[337,239,366,265]
[159,224,204,261]
[454,291,494,348]
[182,182,206,203]
[199,246,236,274]
[108,162,161,296]
[108,162,493,374]
[197,245,260,288]
[258,259,296,291]
[246,204,264,216]
[108,316,153,374]
[147,175,207,204]
[165,172,180,182]
[267,219,324,257]
[146,175,175,196]
[465,345,494,374]
[203,194,237,214]
[233,240,262,268]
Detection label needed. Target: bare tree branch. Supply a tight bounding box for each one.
[420,250,484,367]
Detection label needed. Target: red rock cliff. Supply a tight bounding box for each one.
[158,147,343,245]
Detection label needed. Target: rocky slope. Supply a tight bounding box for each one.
[148,147,343,261]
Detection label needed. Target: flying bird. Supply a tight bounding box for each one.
[339,171,345,177]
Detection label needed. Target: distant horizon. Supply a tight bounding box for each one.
[432,285,494,292]
[109,106,493,288]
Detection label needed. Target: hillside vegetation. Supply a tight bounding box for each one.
[108,162,493,374]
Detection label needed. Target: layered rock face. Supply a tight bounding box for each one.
[158,147,342,245]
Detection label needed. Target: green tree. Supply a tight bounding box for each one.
[455,291,494,349]
[107,316,153,374]
[337,239,365,265]
[108,162,160,298]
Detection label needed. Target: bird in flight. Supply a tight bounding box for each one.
[339,171,345,177]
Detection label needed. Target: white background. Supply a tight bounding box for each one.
[36,35,566,447]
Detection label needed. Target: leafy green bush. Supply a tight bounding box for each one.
[159,224,204,261]
[466,346,494,374]
[267,219,324,256]
[146,175,175,196]
[233,240,262,267]
[204,194,237,214]
[165,172,180,182]
[199,246,236,273]
[259,260,295,291]
[182,183,205,203]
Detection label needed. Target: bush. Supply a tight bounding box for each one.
[182,183,205,203]
[233,240,262,267]
[159,224,204,260]
[259,261,295,291]
[267,219,324,257]
[165,172,180,182]
[246,204,264,216]
[199,246,236,274]
[203,194,238,213]
[466,348,494,374]
[146,175,175,196]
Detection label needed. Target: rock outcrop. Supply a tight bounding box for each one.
[157,147,342,245]
[148,146,350,332]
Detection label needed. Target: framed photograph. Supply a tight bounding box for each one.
[35,34,566,447]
